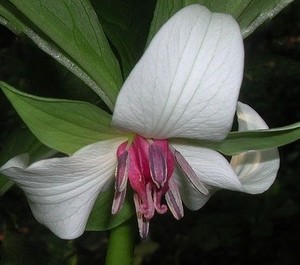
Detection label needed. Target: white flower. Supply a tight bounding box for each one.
[0,5,279,239]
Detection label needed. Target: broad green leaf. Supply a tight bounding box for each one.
[0,82,121,155]
[185,122,300,155]
[0,0,123,110]
[86,190,133,231]
[147,0,294,44]
[92,0,155,78]
[0,127,55,196]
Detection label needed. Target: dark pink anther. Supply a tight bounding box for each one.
[149,144,167,188]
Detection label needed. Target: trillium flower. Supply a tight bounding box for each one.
[0,5,279,239]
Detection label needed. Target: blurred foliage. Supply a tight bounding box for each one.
[0,0,299,265]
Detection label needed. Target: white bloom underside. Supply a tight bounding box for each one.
[0,5,279,239]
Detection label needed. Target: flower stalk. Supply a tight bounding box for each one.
[105,219,136,265]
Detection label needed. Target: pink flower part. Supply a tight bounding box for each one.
[112,135,182,238]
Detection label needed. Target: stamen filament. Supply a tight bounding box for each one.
[174,149,209,195]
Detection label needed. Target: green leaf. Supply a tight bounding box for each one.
[147,0,294,44]
[0,0,123,110]
[185,122,300,155]
[0,82,121,155]
[86,190,133,231]
[0,175,13,197]
[92,0,155,78]
[0,127,55,196]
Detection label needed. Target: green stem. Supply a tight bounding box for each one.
[105,219,136,265]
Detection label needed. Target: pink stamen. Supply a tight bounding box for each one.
[133,194,149,239]
[165,177,184,220]
[111,142,129,214]
[112,135,185,238]
[149,144,167,188]
[174,149,209,195]
[115,147,129,192]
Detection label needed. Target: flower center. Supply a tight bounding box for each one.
[112,135,179,238]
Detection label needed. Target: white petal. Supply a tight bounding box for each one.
[230,102,280,194]
[236,102,269,130]
[0,137,126,239]
[112,5,244,140]
[173,169,212,211]
[172,141,245,210]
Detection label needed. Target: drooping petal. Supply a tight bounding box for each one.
[0,138,126,239]
[172,142,245,210]
[112,4,244,141]
[230,102,280,194]
[173,143,244,190]
[173,169,212,211]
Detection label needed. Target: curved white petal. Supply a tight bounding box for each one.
[0,138,126,239]
[172,141,245,210]
[230,102,280,194]
[173,169,212,211]
[113,5,244,140]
